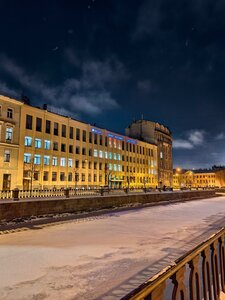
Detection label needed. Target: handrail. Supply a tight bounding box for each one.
[123,227,225,299]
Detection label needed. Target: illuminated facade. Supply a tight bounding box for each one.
[125,119,173,187]
[173,169,218,188]
[0,95,158,190]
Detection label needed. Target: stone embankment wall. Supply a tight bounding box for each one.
[0,190,217,221]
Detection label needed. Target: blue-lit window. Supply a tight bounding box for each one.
[117,154,121,161]
[44,140,51,150]
[99,150,103,158]
[118,165,121,172]
[6,127,13,141]
[25,136,32,146]
[109,163,112,171]
[34,154,41,165]
[35,138,42,148]
[60,157,66,167]
[105,152,108,159]
[113,153,117,160]
[113,164,117,171]
[44,155,50,165]
[24,153,31,163]
[109,152,113,159]
[94,149,98,157]
[52,157,57,166]
[68,158,73,167]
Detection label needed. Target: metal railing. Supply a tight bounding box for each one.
[123,227,225,300]
[0,187,160,200]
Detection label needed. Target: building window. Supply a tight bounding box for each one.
[82,160,86,168]
[113,153,117,160]
[7,108,13,119]
[109,163,112,171]
[0,106,2,116]
[99,150,103,158]
[4,150,10,162]
[6,127,13,142]
[68,172,72,181]
[114,164,117,171]
[88,161,91,169]
[82,173,85,181]
[89,132,92,143]
[117,154,121,160]
[26,115,33,130]
[45,120,51,134]
[24,153,31,163]
[60,172,65,181]
[43,171,49,181]
[35,138,42,148]
[105,137,108,147]
[94,134,97,144]
[109,152,113,160]
[54,122,58,136]
[88,148,92,156]
[60,157,66,167]
[82,130,86,142]
[69,145,73,153]
[53,142,58,151]
[88,174,91,182]
[52,157,57,166]
[105,152,108,159]
[44,140,51,150]
[82,147,86,155]
[36,117,42,132]
[94,149,98,157]
[76,146,80,154]
[68,158,73,167]
[94,174,97,182]
[33,172,39,181]
[99,162,102,170]
[24,136,32,146]
[75,160,79,168]
[61,143,66,152]
[52,172,57,181]
[62,124,66,137]
[69,127,73,139]
[99,135,102,145]
[109,137,112,147]
[44,155,50,165]
[76,128,80,140]
[3,174,11,190]
[94,162,97,169]
[34,154,41,165]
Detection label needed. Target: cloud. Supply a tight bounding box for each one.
[173,139,194,149]
[0,53,126,116]
[173,130,205,149]
[137,79,156,92]
[215,132,225,140]
[0,81,18,98]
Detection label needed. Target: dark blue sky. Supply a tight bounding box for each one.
[1,0,225,168]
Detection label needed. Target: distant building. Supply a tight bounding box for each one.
[0,95,160,190]
[173,169,218,188]
[125,119,173,187]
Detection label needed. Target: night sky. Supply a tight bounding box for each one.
[0,0,225,169]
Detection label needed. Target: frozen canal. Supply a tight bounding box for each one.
[0,196,224,300]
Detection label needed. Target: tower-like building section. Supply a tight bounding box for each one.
[125,120,173,187]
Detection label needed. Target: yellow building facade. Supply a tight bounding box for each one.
[173,169,218,189]
[0,95,159,190]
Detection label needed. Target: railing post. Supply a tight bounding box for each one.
[171,265,187,300]
[210,241,220,300]
[188,255,201,300]
[219,235,225,292]
[151,282,166,300]
[12,188,19,201]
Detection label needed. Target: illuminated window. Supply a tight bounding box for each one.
[60,157,66,167]
[109,152,113,159]
[99,150,103,158]
[68,158,73,167]
[44,156,50,165]
[113,153,117,160]
[114,164,117,171]
[35,138,42,148]
[24,153,31,163]
[24,136,32,146]
[34,154,41,165]
[109,137,112,147]
[52,157,57,166]
[118,141,122,150]
[105,152,108,159]
[94,149,98,157]
[44,140,51,150]
[113,139,117,148]
[6,127,13,142]
[109,163,112,171]
[118,165,121,172]
[160,152,163,159]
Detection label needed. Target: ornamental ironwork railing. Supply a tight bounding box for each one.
[123,227,225,300]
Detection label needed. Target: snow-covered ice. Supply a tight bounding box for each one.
[0,196,224,299]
